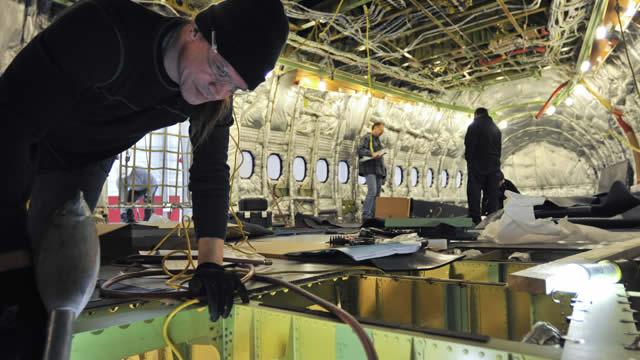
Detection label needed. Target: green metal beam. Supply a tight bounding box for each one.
[277,57,475,113]
[72,301,562,360]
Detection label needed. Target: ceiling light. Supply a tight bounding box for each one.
[318,79,327,91]
[434,60,442,65]
[496,76,505,80]
[575,84,589,97]
[565,97,575,106]
[580,61,591,73]
[356,45,366,51]
[625,1,637,17]
[545,105,557,115]
[498,120,508,129]
[595,25,608,40]
[401,62,410,67]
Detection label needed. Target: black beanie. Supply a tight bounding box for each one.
[195,0,289,90]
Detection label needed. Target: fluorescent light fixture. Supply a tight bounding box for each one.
[595,25,607,40]
[580,61,591,73]
[496,76,505,80]
[546,262,621,294]
[318,79,327,91]
[498,120,508,129]
[565,97,575,106]
[545,105,557,115]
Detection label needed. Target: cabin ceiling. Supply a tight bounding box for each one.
[280,0,587,93]
[40,0,594,95]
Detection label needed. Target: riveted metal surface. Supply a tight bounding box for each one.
[335,323,373,360]
[230,305,253,360]
[72,304,219,360]
[253,307,292,360]
[424,338,510,360]
[451,261,501,282]
[293,315,336,360]
[372,330,413,359]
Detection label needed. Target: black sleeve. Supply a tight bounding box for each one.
[2,0,121,128]
[189,110,233,239]
[464,126,475,161]
[506,180,519,194]
[357,134,372,157]
[497,129,502,160]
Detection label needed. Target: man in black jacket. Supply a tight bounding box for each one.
[0,0,288,357]
[464,108,502,224]
[358,122,386,220]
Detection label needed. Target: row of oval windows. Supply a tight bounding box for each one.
[239,151,465,188]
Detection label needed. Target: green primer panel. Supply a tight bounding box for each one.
[254,307,292,360]
[71,306,218,360]
[293,315,336,360]
[372,330,413,359]
[335,324,373,360]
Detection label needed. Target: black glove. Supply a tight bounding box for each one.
[188,262,249,321]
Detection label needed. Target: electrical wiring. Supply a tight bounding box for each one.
[162,299,200,360]
[364,5,373,92]
[319,0,345,38]
[615,0,640,100]
[607,129,640,153]
[102,264,379,360]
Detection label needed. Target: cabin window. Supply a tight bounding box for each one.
[267,154,282,180]
[316,159,329,183]
[394,166,404,186]
[440,170,449,188]
[293,156,307,181]
[410,167,419,187]
[338,161,349,184]
[426,168,434,187]
[455,170,464,188]
[238,151,254,179]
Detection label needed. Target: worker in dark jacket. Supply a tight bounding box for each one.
[482,171,520,213]
[358,122,386,220]
[0,0,288,356]
[464,108,502,224]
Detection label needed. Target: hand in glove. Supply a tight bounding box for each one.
[188,262,249,321]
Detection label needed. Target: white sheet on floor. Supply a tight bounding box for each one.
[480,191,636,244]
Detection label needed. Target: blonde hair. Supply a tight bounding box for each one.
[190,98,232,148]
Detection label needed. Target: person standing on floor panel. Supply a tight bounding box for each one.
[0,0,289,357]
[358,122,387,220]
[464,108,502,224]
